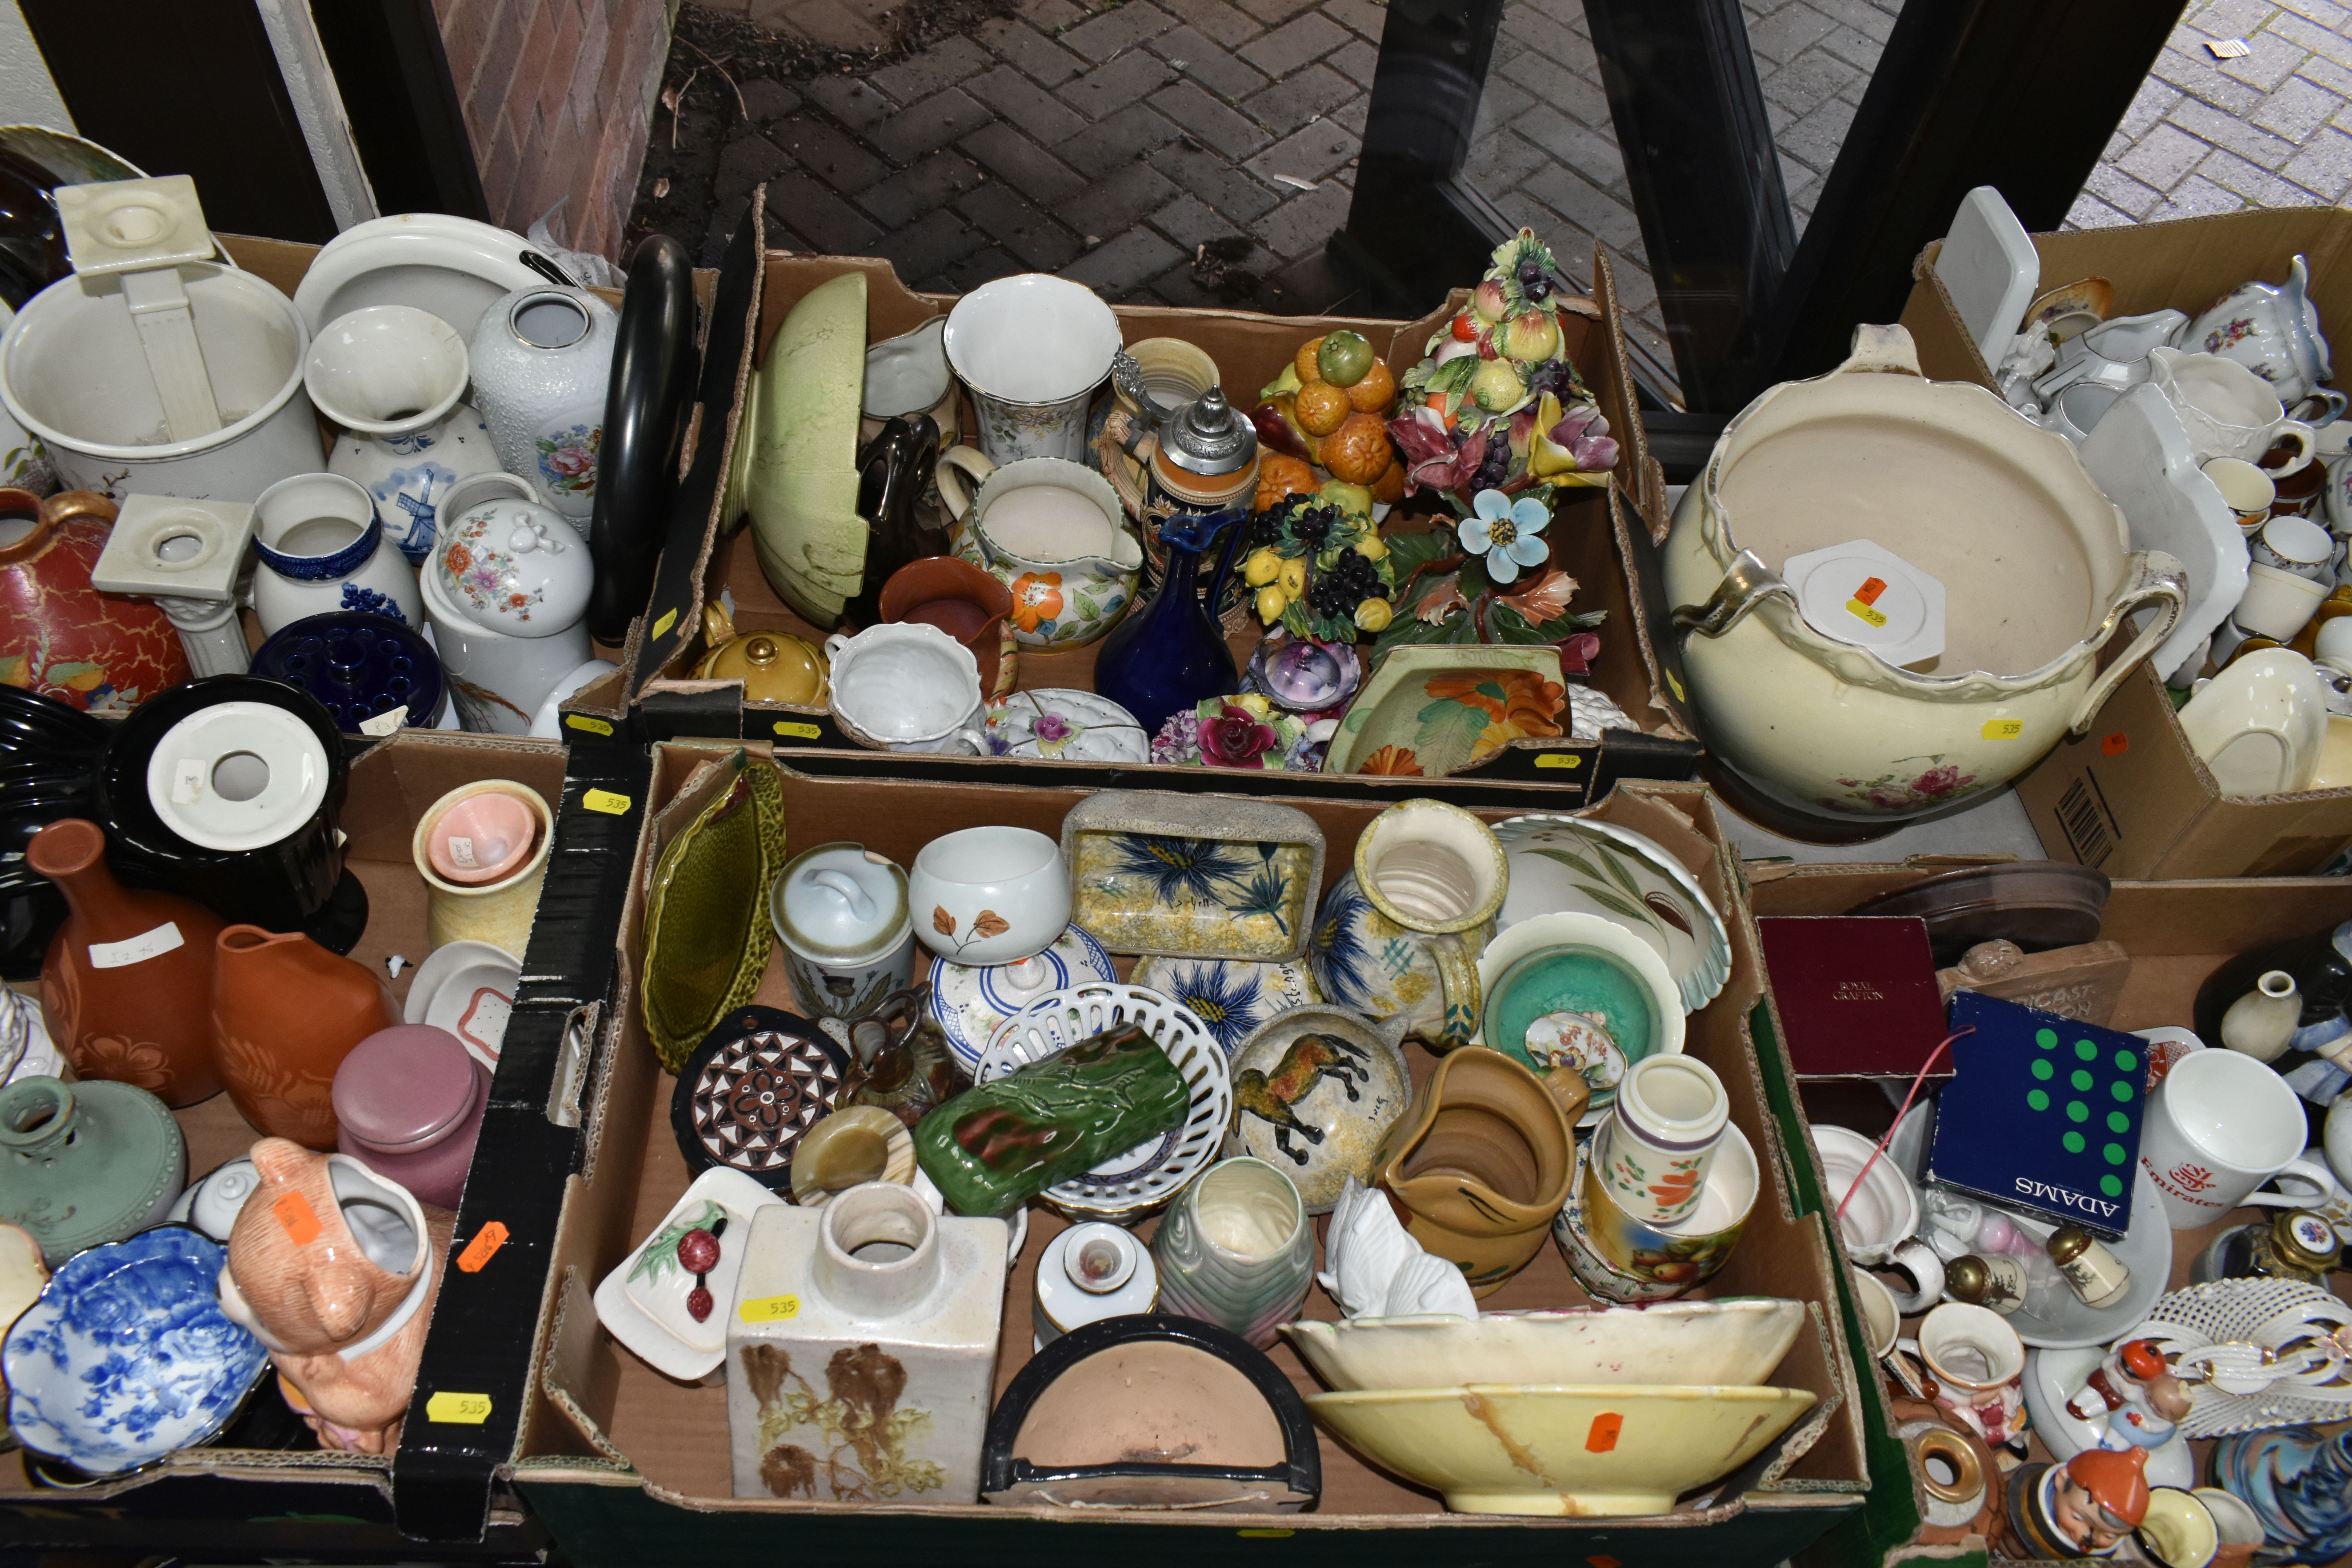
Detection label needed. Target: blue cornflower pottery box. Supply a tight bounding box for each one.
[505,746,1867,1565]
[621,212,1698,811]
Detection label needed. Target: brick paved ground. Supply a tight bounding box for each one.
[658,0,2347,396]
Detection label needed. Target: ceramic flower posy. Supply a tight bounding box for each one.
[1151,694,1317,771]
[1460,490,1551,586]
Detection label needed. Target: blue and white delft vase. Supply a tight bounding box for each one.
[328,404,501,565]
[469,287,617,532]
[1,1225,267,1475]
[249,471,423,637]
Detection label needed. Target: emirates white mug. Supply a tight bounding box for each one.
[2139,1047,2306,1227]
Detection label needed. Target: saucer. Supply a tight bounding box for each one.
[927,923,1116,1075]
[404,939,521,1069]
[984,688,1148,762]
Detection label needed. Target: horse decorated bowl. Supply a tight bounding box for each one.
[1218,1004,1409,1212]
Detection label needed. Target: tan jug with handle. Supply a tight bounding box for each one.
[1373,1047,1575,1296]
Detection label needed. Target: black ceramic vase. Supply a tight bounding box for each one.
[586,233,699,643]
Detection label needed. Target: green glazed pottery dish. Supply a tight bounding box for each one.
[641,751,788,1072]
[1475,911,1684,1117]
[1491,814,1733,1013]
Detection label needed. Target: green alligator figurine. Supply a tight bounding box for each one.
[913,1022,1190,1217]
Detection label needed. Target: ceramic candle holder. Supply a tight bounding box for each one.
[1151,1157,1315,1348]
[909,826,1069,968]
[1592,1054,1728,1227]
[942,273,1121,464]
[411,780,554,955]
[250,472,423,636]
[1033,1220,1159,1348]
[824,621,987,753]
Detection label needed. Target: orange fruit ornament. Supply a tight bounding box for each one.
[1323,412,1394,486]
[1294,336,1327,385]
[1346,357,1397,413]
[1294,379,1351,437]
[1254,453,1317,512]
[1370,456,1406,504]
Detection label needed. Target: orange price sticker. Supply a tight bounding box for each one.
[2102,731,2129,757]
[1588,1557,1623,1568]
[1852,575,1888,607]
[274,1191,321,1246]
[1585,1412,1623,1453]
[457,1221,510,1274]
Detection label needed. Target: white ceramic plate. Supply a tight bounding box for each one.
[403,938,521,1069]
[927,923,1116,1074]
[292,214,559,341]
[1492,815,1731,1011]
[985,688,1149,762]
[977,981,1232,1221]
[2022,1341,2197,1486]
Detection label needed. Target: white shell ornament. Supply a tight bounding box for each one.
[1317,1176,1477,1320]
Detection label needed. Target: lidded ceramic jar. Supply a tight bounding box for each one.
[0,1075,185,1265]
[1662,324,2186,831]
[1145,385,1259,513]
[332,1024,490,1211]
[423,473,593,731]
[770,841,916,1020]
[468,285,617,527]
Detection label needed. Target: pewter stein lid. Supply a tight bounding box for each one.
[1157,386,1259,477]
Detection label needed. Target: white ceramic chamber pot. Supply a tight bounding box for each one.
[2148,347,2319,474]
[1811,1123,1945,1312]
[468,285,617,528]
[943,273,1122,465]
[1662,324,2185,827]
[2139,1045,2308,1227]
[421,472,594,733]
[0,255,321,502]
[249,472,423,636]
[907,825,1069,968]
[824,621,987,753]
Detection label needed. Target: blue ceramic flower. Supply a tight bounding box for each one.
[1459,490,1552,585]
[3,1227,267,1475]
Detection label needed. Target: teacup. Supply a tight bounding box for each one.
[861,316,959,449]
[2232,561,2332,640]
[1811,1123,1944,1311]
[2193,1485,2266,1568]
[2202,457,2276,531]
[907,825,1069,967]
[2150,347,2318,474]
[877,554,1013,697]
[2244,1146,2352,1241]
[2269,452,2328,517]
[939,448,1143,650]
[822,621,986,754]
[2139,1043,2307,1226]
[943,273,1121,464]
[1901,1301,2026,1449]
[2253,514,2339,582]
[1553,1123,1757,1304]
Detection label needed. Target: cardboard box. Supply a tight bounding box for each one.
[1897,210,2352,878]
[505,749,1867,1565]
[0,730,569,1557]
[1749,858,2352,1568]
[623,230,1698,808]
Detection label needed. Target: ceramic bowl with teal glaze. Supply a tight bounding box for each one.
[4,1225,268,1475]
[1475,912,1685,1120]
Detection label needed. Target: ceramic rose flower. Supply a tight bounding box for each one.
[1198,702,1279,768]
[1460,490,1552,584]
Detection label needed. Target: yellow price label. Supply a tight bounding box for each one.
[651,608,678,640]
[1534,752,1583,770]
[773,720,822,740]
[426,1391,493,1425]
[583,788,633,815]
[1666,670,1686,703]
[1845,598,1889,628]
[1981,719,2025,740]
[740,1293,801,1323]
[566,713,614,736]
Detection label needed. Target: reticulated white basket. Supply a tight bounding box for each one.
[2137,1278,2352,1436]
[978,982,1232,1221]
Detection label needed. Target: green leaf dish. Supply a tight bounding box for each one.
[641,751,788,1072]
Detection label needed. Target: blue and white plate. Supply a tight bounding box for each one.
[4,1226,268,1475]
[929,923,1118,1076]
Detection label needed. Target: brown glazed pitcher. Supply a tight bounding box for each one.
[27,817,222,1106]
[213,926,398,1147]
[1372,1046,1574,1297]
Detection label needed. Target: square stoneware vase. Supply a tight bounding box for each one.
[725,1181,1007,1502]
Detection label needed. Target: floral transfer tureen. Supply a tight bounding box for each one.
[1661,325,2185,830]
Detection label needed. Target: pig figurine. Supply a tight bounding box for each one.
[217,1138,455,1454]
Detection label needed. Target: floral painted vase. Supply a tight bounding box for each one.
[0,488,187,713]
[328,405,501,565]
[468,286,618,530]
[1308,800,1508,1048]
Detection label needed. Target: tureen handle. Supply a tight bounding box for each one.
[1835,323,1925,379]
[1670,549,1796,644]
[2066,549,2187,736]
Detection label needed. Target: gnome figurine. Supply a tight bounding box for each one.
[218,1138,455,1454]
[2000,1445,2151,1560]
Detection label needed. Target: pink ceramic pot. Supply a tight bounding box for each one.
[331,1024,490,1210]
[420,789,539,886]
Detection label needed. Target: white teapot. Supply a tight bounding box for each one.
[2177,255,2343,419]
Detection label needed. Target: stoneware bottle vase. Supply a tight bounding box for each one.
[213,924,400,1148]
[0,1074,186,1266]
[27,816,223,1106]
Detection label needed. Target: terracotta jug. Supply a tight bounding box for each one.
[27,817,222,1106]
[1371,1046,1573,1297]
[218,1138,454,1455]
[0,488,189,713]
[214,926,399,1147]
